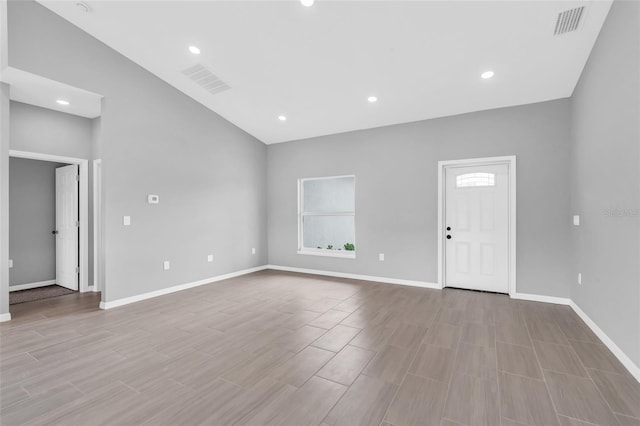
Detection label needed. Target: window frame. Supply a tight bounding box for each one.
[297,175,356,259]
[456,172,496,188]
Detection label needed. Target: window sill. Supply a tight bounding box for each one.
[297,250,356,259]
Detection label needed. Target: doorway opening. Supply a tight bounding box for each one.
[8,150,90,306]
[438,156,516,296]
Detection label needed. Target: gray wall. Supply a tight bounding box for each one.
[10,101,92,159]
[570,0,640,366]
[9,158,66,286]
[0,0,10,317]
[7,1,267,302]
[268,99,573,298]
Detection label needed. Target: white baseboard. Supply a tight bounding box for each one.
[512,292,571,305]
[0,312,11,322]
[267,264,441,289]
[99,265,268,310]
[513,292,639,382]
[569,300,640,382]
[9,280,56,292]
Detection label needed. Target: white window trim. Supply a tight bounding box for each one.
[297,175,356,259]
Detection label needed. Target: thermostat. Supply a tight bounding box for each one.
[148,194,159,204]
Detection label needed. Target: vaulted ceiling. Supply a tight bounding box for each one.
[39,0,612,144]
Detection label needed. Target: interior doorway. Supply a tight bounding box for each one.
[438,156,516,295]
[8,150,90,304]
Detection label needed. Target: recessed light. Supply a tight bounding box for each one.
[56,99,70,106]
[278,115,287,121]
[481,70,495,79]
[188,45,201,55]
[300,0,314,7]
[367,96,378,103]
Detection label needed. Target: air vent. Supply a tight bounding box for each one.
[554,6,585,35]
[181,64,230,95]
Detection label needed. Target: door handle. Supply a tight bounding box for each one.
[446,226,451,231]
[52,230,58,235]
[446,235,452,239]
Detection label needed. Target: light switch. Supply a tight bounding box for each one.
[379,253,385,261]
[578,273,582,285]
[573,215,580,226]
[123,216,131,226]
[163,261,170,270]
[147,194,159,204]
[8,259,13,268]
[252,248,256,255]
[207,254,214,262]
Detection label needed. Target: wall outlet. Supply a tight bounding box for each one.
[207,254,214,262]
[163,261,170,271]
[573,215,580,226]
[147,194,159,204]
[123,216,131,226]
[252,248,256,255]
[578,273,582,285]
[379,253,385,261]
[8,259,13,268]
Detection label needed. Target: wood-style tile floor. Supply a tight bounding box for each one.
[1,270,639,426]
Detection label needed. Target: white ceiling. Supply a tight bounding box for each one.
[38,0,612,144]
[2,67,103,118]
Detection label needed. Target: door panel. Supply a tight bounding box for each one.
[456,197,470,231]
[480,243,495,275]
[445,163,509,293]
[56,165,79,291]
[455,242,471,274]
[480,193,495,231]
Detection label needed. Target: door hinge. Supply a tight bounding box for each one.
[76,220,80,227]
[75,175,80,181]
[76,266,80,273]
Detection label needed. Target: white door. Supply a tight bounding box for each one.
[56,165,79,291]
[445,163,509,293]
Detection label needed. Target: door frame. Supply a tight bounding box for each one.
[9,150,89,293]
[437,155,517,297]
[92,159,101,293]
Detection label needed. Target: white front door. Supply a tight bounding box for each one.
[56,165,79,291]
[445,163,509,293]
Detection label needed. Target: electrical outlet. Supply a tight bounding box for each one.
[578,273,582,285]
[123,216,131,226]
[379,253,385,261]
[163,261,170,271]
[8,259,13,268]
[207,254,213,262]
[573,215,580,226]
[252,248,256,255]
[147,194,160,204]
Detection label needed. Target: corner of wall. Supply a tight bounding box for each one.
[0,83,10,317]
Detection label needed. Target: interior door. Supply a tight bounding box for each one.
[56,164,79,291]
[445,163,509,293]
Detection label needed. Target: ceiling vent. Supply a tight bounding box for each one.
[182,64,231,95]
[554,6,585,35]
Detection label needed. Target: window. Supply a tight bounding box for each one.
[298,175,356,258]
[456,172,495,188]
